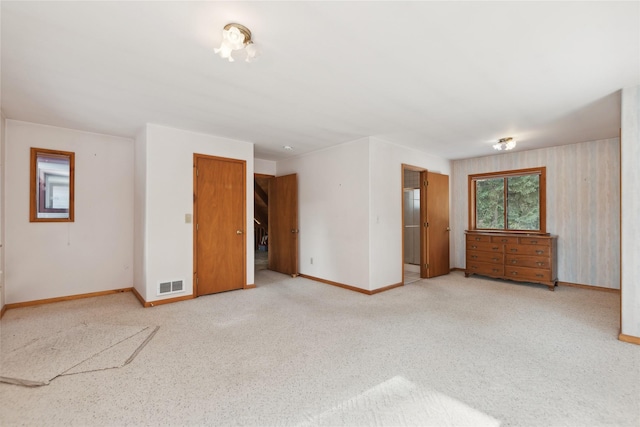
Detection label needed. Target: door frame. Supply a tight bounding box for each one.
[193,153,247,296]
[401,164,428,283]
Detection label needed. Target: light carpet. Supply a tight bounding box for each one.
[1,322,158,387]
[0,271,638,426]
[299,375,500,427]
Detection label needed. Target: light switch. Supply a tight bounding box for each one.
[185,214,192,224]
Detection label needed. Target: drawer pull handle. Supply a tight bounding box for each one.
[471,255,478,259]
[492,258,500,261]
[492,269,500,273]
[536,274,544,278]
[530,240,538,244]
[511,260,517,264]
[537,262,544,266]
[510,248,518,252]
[535,250,544,255]
[492,246,499,250]
[511,272,518,275]
[501,239,508,242]
[471,245,477,249]
[475,237,481,241]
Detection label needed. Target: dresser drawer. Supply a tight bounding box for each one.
[466,234,492,243]
[467,251,504,264]
[491,235,519,244]
[505,255,550,269]
[467,261,504,276]
[504,266,551,282]
[505,244,550,256]
[518,237,551,246]
[467,241,503,252]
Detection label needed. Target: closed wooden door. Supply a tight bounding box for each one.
[194,155,246,295]
[425,171,450,278]
[268,174,298,276]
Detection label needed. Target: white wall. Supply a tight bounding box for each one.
[277,137,451,292]
[4,121,134,304]
[369,138,451,289]
[277,138,371,290]
[254,158,276,176]
[451,138,620,289]
[621,85,640,339]
[138,124,254,302]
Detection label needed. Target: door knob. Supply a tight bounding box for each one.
[236,230,244,235]
[291,229,299,233]
[446,227,450,231]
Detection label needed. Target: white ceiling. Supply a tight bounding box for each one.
[2,1,639,161]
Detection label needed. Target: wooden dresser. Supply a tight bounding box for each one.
[465,231,558,290]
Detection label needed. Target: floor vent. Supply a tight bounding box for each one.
[158,280,185,296]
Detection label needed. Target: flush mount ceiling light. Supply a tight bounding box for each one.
[283,145,293,151]
[493,137,517,151]
[214,23,258,63]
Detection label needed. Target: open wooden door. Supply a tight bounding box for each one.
[194,154,246,295]
[268,174,298,276]
[425,171,450,278]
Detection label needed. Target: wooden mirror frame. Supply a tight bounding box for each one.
[30,147,75,222]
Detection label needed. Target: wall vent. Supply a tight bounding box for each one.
[158,279,185,296]
[171,280,184,292]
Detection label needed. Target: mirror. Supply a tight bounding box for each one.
[30,148,75,222]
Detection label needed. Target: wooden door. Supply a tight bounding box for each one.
[268,174,298,276]
[194,155,246,295]
[425,171,450,278]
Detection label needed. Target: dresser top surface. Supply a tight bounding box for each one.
[465,230,556,238]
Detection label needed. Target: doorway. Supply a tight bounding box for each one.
[194,154,246,296]
[403,169,422,284]
[254,174,271,272]
[402,165,450,284]
[253,173,299,278]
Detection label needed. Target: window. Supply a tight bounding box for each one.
[30,148,75,222]
[468,167,545,233]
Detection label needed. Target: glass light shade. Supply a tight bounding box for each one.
[244,43,258,62]
[223,26,246,50]
[493,138,516,151]
[214,43,235,62]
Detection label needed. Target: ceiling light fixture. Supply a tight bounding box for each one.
[214,23,258,63]
[283,145,293,151]
[493,137,517,151]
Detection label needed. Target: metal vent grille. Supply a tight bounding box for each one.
[159,282,172,294]
[171,280,183,292]
[158,279,185,296]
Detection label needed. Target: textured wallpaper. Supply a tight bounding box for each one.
[451,138,620,289]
